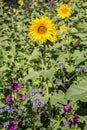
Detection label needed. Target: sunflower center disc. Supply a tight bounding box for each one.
[38,26,47,34]
[62,8,68,14]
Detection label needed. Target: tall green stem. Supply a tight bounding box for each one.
[43,44,46,70]
[34,123,36,130]
[43,44,49,97]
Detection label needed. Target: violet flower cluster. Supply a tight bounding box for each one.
[76,66,87,72]
[6,82,25,103]
[29,89,46,107]
[0,82,25,130]
[60,105,79,128]
[4,121,17,130]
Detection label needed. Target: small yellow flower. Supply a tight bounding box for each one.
[57,4,72,19]
[60,25,66,31]
[13,9,19,15]
[18,0,24,6]
[70,0,73,2]
[28,17,57,43]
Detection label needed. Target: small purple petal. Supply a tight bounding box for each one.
[0,109,4,114]
[57,85,63,90]
[6,94,12,103]
[4,105,10,111]
[63,105,71,112]
[4,121,10,128]
[73,114,79,124]
[67,120,73,127]
[73,43,80,47]
[55,78,59,83]
[18,109,23,115]
[59,63,63,67]
[60,121,65,127]
[19,94,25,101]
[33,97,40,106]
[75,68,83,72]
[40,102,46,107]
[29,89,38,98]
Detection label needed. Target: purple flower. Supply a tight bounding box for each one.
[4,121,9,128]
[6,94,12,103]
[19,94,25,101]
[55,78,59,83]
[29,89,38,98]
[33,97,40,106]
[75,68,83,72]
[63,105,71,112]
[59,63,63,67]
[73,43,79,47]
[18,118,23,125]
[73,114,79,124]
[67,120,73,127]
[8,122,17,130]
[4,105,10,111]
[12,82,20,92]
[0,109,4,114]
[57,85,63,90]
[4,121,10,128]
[18,109,23,115]
[8,107,13,114]
[48,2,53,7]
[40,102,46,107]
[60,121,65,127]
[65,83,70,89]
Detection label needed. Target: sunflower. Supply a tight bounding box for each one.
[60,25,66,31]
[28,17,57,43]
[57,4,72,19]
[13,9,19,15]
[18,0,24,6]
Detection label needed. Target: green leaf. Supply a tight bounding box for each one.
[40,68,55,80]
[50,91,67,105]
[84,125,87,130]
[80,116,87,123]
[24,68,40,80]
[29,48,40,61]
[0,101,5,107]
[70,27,78,33]
[74,33,87,38]
[66,80,87,102]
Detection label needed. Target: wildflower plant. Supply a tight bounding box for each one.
[0,0,87,129]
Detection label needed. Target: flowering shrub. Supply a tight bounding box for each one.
[0,0,87,129]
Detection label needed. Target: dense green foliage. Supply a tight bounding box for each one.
[0,0,87,129]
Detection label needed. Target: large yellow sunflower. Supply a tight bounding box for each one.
[57,4,72,19]
[28,17,57,43]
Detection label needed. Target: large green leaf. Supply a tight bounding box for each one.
[51,91,67,105]
[40,68,55,81]
[65,80,87,102]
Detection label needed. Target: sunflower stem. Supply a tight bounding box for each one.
[43,44,46,70]
[43,44,49,98]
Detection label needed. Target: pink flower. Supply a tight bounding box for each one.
[12,82,20,92]
[63,105,71,112]
[19,94,25,101]
[6,94,12,103]
[8,122,17,130]
[73,114,79,124]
